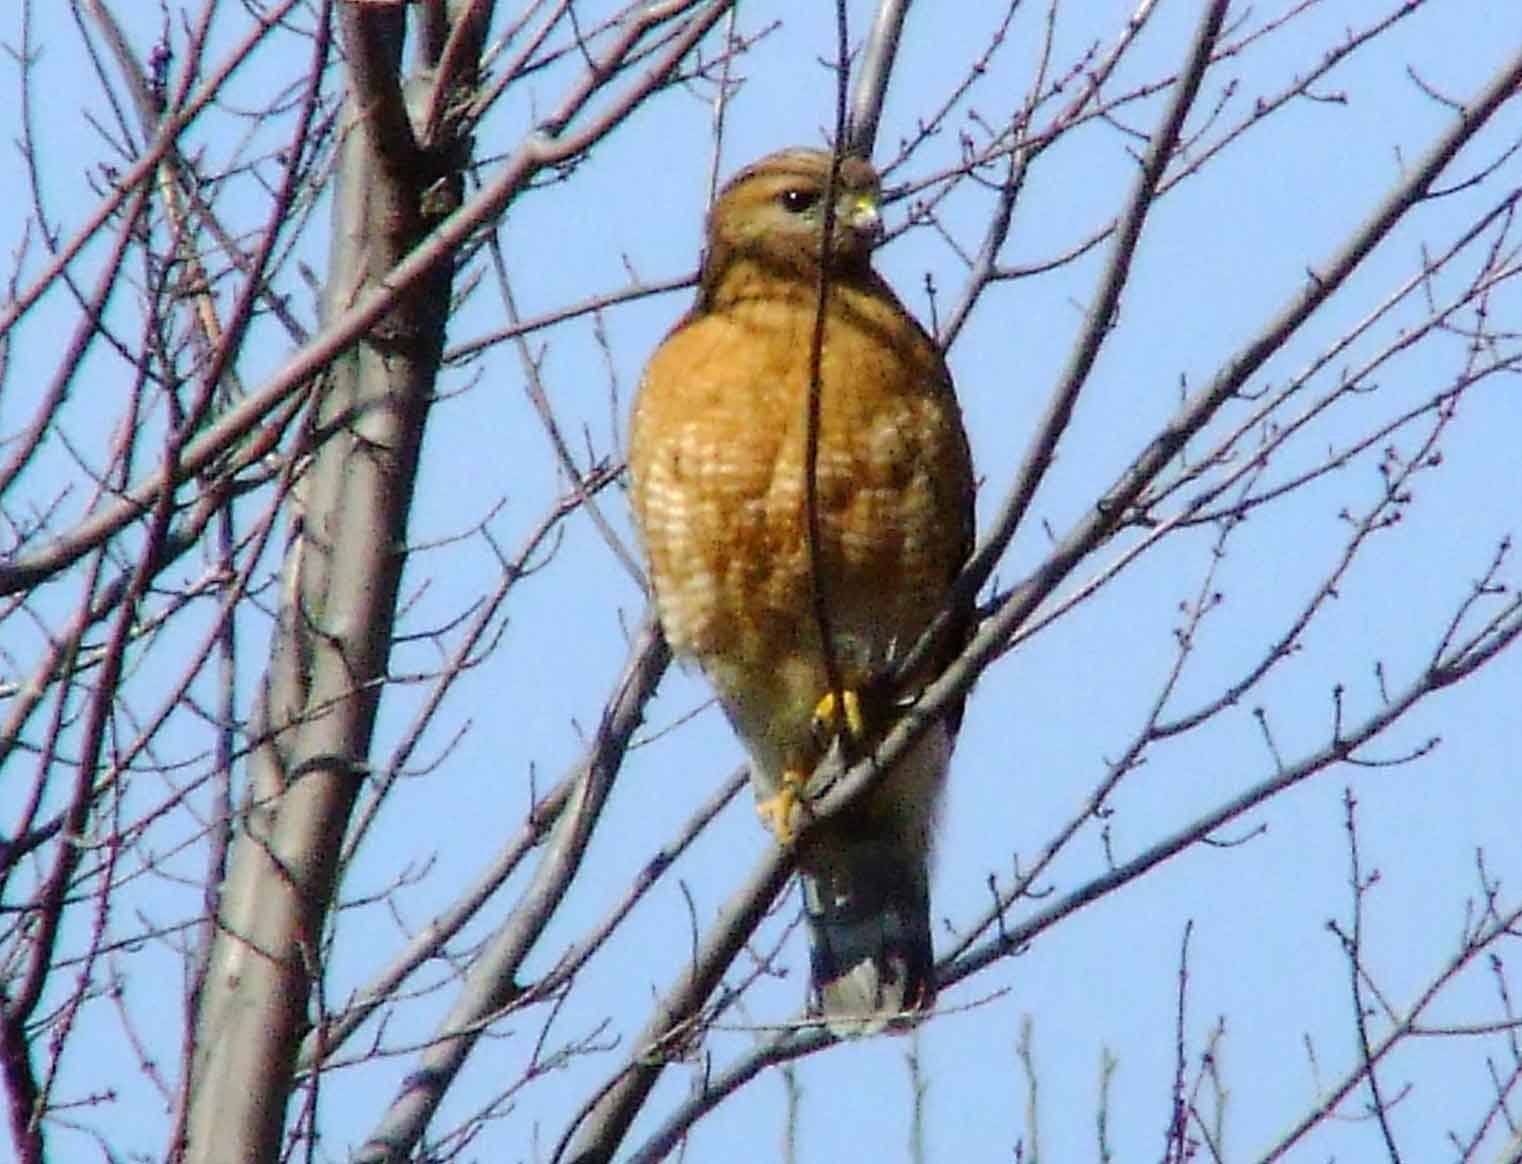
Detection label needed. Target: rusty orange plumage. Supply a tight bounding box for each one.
[629,147,974,1034]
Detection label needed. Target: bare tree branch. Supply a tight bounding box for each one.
[355,618,670,1164]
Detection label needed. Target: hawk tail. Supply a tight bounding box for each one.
[799,838,935,1037]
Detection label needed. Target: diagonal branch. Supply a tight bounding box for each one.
[889,0,1228,693]
[961,0,1230,621]
[887,37,1522,770]
[616,586,1522,1160]
[557,842,794,1164]
[0,0,304,341]
[555,35,1522,1161]
[355,618,671,1164]
[0,0,734,600]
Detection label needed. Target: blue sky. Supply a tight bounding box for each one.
[6,2,1522,1161]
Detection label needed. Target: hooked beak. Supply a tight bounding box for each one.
[840,192,884,245]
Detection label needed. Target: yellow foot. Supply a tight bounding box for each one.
[756,769,807,845]
[812,688,866,741]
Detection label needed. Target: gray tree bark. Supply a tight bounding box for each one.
[183,6,475,1160]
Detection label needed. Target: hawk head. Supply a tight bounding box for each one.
[699,147,885,297]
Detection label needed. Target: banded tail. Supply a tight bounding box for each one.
[799,833,936,1037]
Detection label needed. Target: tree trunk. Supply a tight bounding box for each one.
[182,7,465,1160]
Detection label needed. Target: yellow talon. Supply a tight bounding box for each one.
[813,688,866,740]
[757,769,807,845]
[759,691,866,845]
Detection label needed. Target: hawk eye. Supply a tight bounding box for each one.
[778,187,820,214]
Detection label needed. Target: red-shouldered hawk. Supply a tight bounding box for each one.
[628,147,975,1035]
